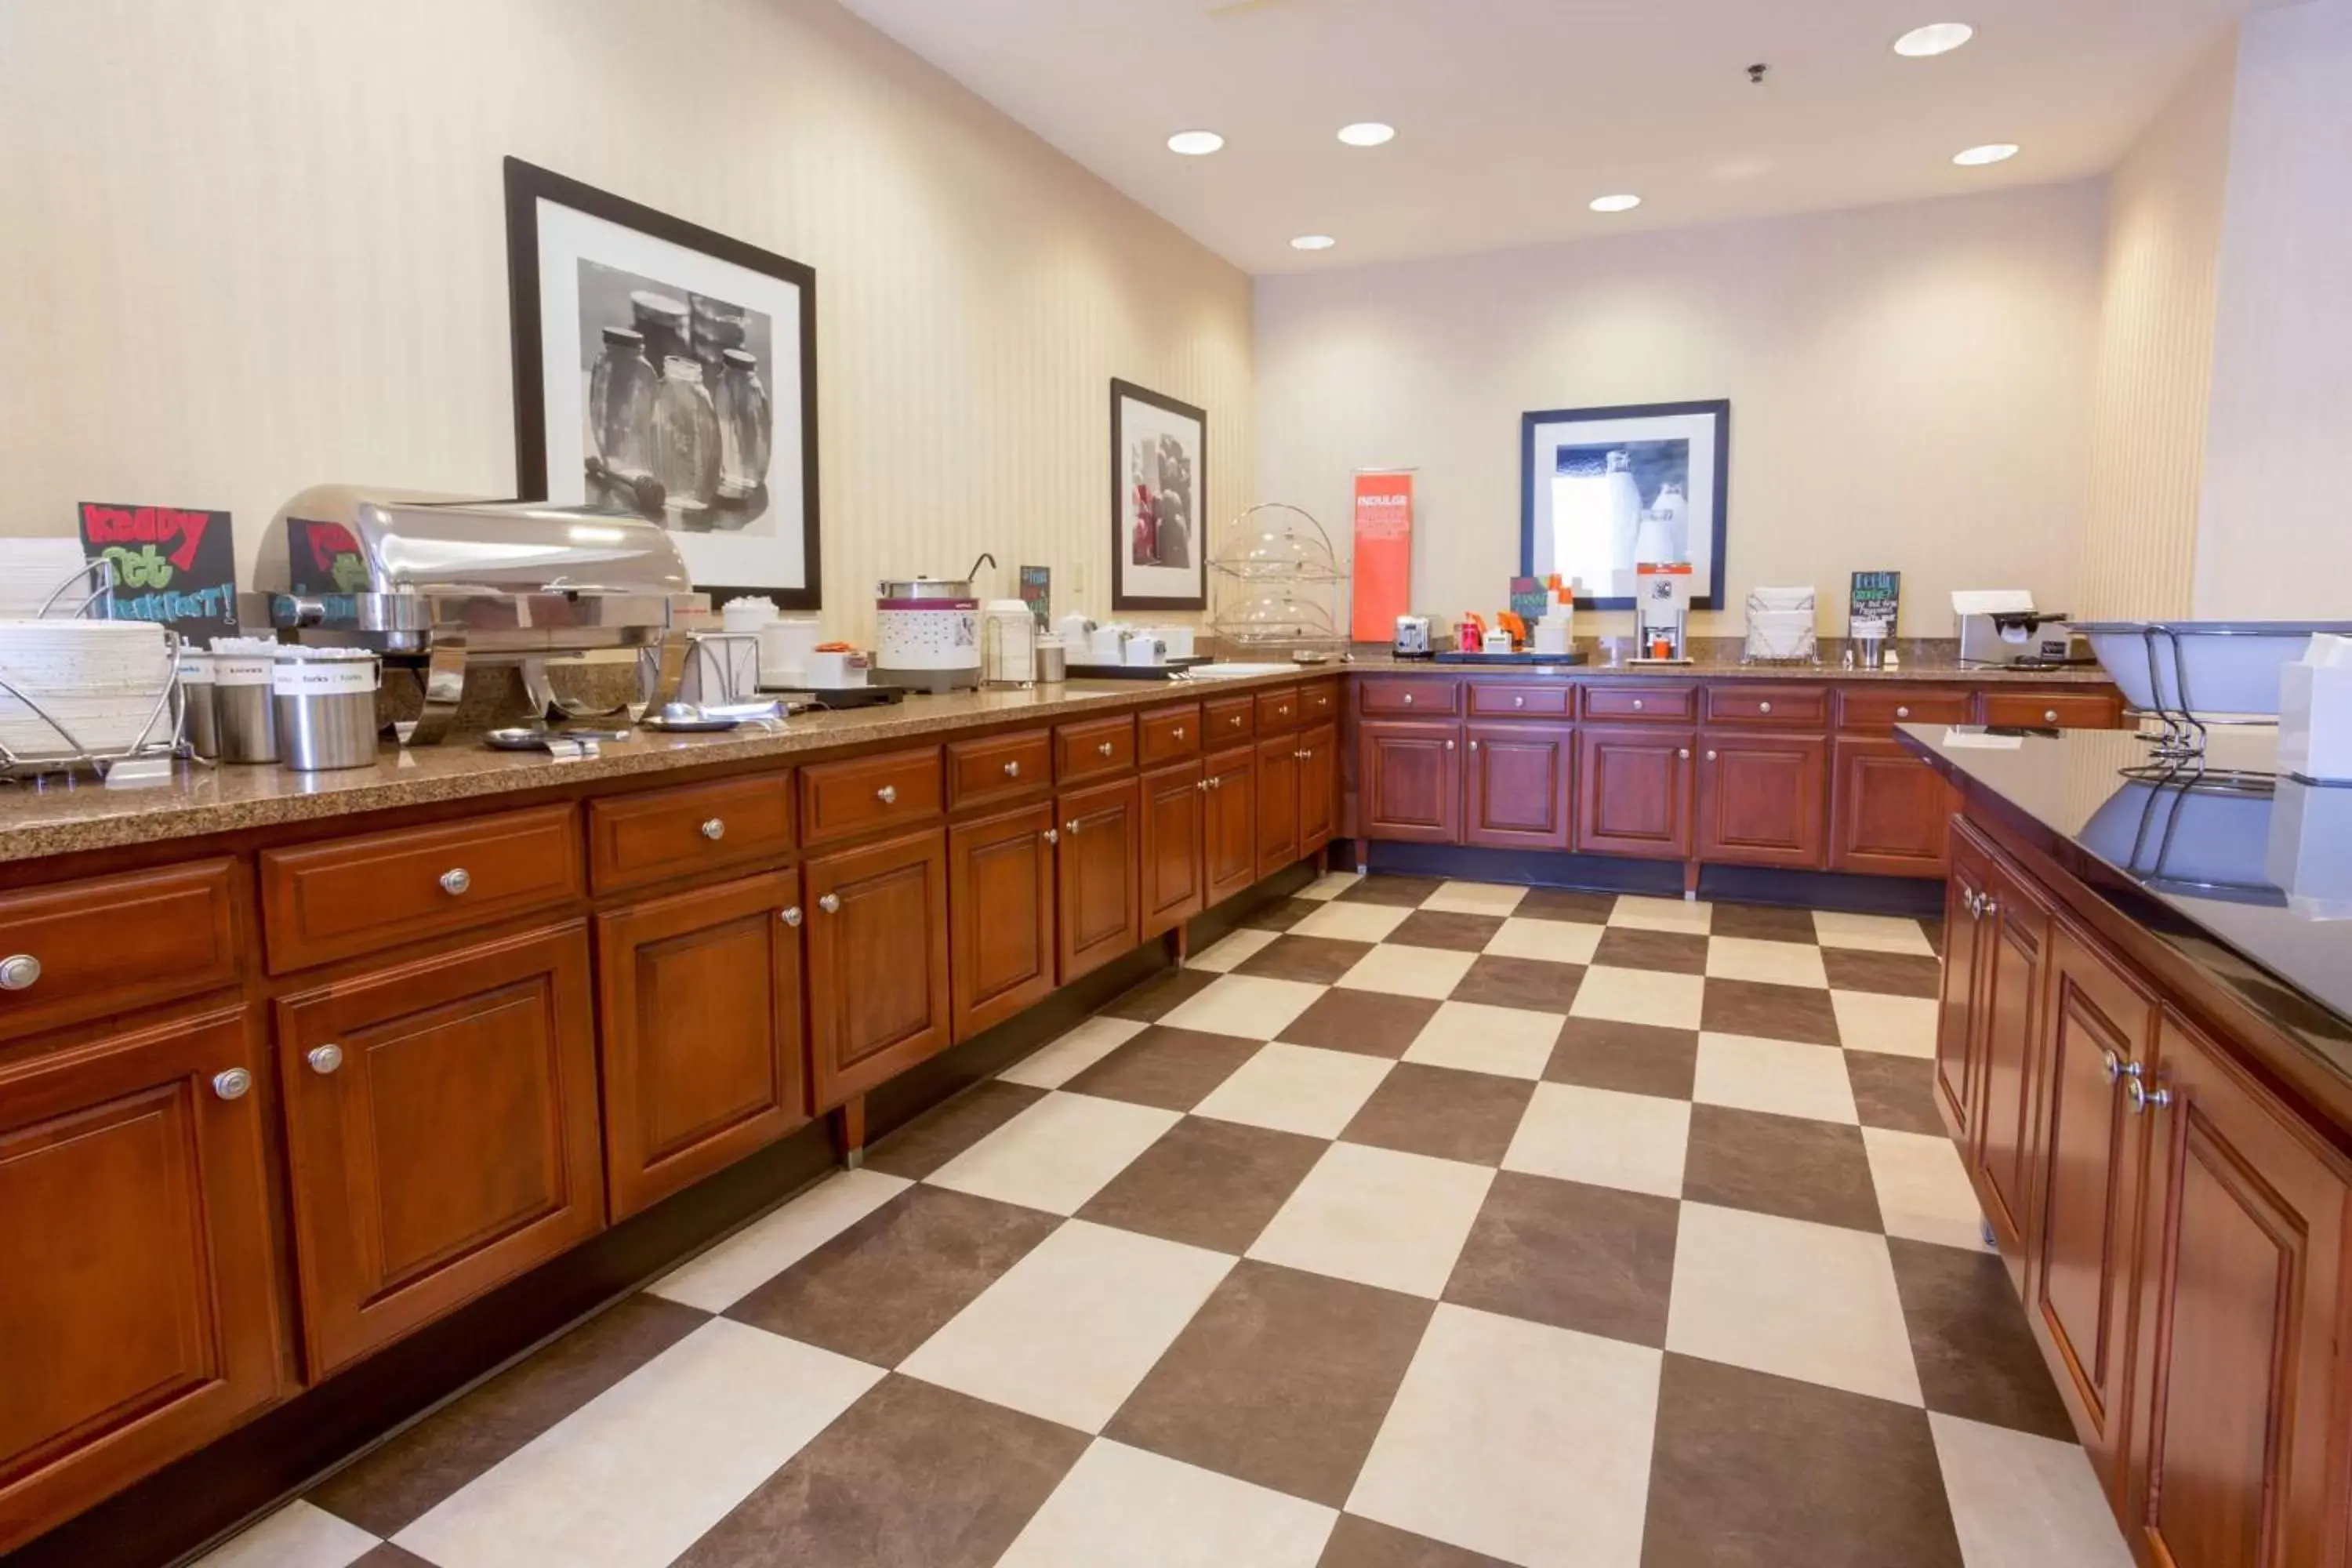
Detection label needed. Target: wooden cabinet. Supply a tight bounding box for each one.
[1359,720,1461,844]
[1936,829,1993,1145]
[804,827,952,1109]
[1057,778,1141,982]
[1256,735,1301,877]
[0,861,242,1044]
[594,872,807,1220]
[1830,735,1956,877]
[1054,714,1138,786]
[1980,690,2123,730]
[1203,746,1259,906]
[586,772,793,895]
[948,804,1057,1041]
[1973,855,2054,1258]
[277,924,604,1375]
[0,1007,282,1554]
[1694,731,1827,868]
[1575,726,1693,860]
[1298,723,1337,858]
[800,747,944,849]
[946,730,1052,811]
[1464,723,1573,851]
[1358,677,1458,717]
[1139,762,1206,940]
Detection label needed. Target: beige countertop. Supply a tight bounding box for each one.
[1348,637,2119,682]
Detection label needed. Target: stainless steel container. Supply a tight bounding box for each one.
[273,649,380,771]
[210,641,280,763]
[176,648,222,760]
[1035,636,1069,684]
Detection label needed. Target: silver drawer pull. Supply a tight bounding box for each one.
[440,867,471,895]
[307,1044,344,1076]
[2044,710,2060,725]
[1065,818,1082,836]
[1706,750,1718,761]
[0,953,40,991]
[1174,726,1186,740]
[212,1067,252,1101]
[818,893,842,914]
[1896,706,1911,720]
[1759,701,1773,714]
[1445,739,1456,751]
[1468,740,1479,753]
[1097,741,1115,757]
[1230,713,1243,727]
[876,785,898,804]
[1513,695,1525,709]
[2101,1049,2143,1086]
[2125,1076,2172,1115]
[1300,747,1313,760]
[1678,747,1691,760]
[782,906,803,927]
[1004,760,1022,778]
[1632,699,1645,710]
[1044,827,1060,844]
[1196,779,1210,793]
[700,818,726,841]
[1208,776,1223,791]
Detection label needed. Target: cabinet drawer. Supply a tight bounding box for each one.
[1838,687,1973,731]
[0,860,242,1040]
[1359,677,1460,717]
[262,805,583,974]
[1468,681,1573,719]
[1583,684,1697,724]
[1704,684,1829,728]
[1206,695,1257,744]
[801,747,944,847]
[1056,714,1137,783]
[1299,681,1341,726]
[1255,686,1303,732]
[1138,702,1203,766]
[1979,690,2120,730]
[587,771,794,895]
[947,728,1052,811]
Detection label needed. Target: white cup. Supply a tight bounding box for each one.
[1088,626,1127,662]
[1124,634,1166,666]
[758,618,822,686]
[807,648,869,687]
[1152,625,1195,659]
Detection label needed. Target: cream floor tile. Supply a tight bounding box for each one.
[1424,880,1528,916]
[1291,900,1413,942]
[997,1439,1336,1567]
[1484,916,1604,966]
[1704,935,1830,988]
[1185,927,1280,973]
[1299,870,1365,902]
[1693,1033,1860,1125]
[1864,1126,1987,1250]
[927,1091,1180,1215]
[1609,895,1713,935]
[1502,1083,1691,1199]
[1248,1141,1495,1298]
[1402,1000,1564,1080]
[648,1167,912,1312]
[1568,964,1706,1029]
[1191,1041,1395,1138]
[1832,989,1941,1058]
[999,1015,1149,1089]
[191,1501,377,1568]
[394,1319,881,1568]
[1814,909,1937,956]
[1349,1303,1660,1568]
[1334,943,1479,1000]
[1160,973,1329,1040]
[900,1221,1234,1433]
[1665,1202,1922,1406]
[1930,1413,2133,1567]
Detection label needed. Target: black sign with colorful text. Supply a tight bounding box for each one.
[76,502,238,644]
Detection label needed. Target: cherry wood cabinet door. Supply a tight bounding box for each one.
[0,1007,282,1555]
[1936,826,1991,1147]
[1203,747,1259,906]
[1058,778,1142,983]
[1139,762,1206,941]
[1256,735,1301,878]
[2127,1011,2352,1568]
[1695,732,1828,869]
[949,803,1057,1040]
[1359,720,1461,844]
[1574,726,1693,860]
[804,827,952,1109]
[1829,735,1957,877]
[1297,724,1338,858]
[277,924,604,1376]
[1464,723,1573,851]
[1973,857,2053,1258]
[594,871,807,1221]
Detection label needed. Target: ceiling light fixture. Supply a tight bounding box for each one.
[1893,22,1974,57]
[1337,122,1396,147]
[1952,143,2019,166]
[1290,234,1337,251]
[1588,194,1642,213]
[1167,130,1225,156]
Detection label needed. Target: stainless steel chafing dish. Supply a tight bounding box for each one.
[244,485,706,743]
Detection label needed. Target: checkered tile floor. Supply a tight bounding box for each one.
[200,876,2136,1568]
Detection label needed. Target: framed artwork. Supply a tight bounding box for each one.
[1520,399,1730,612]
[504,156,821,605]
[1110,379,1207,611]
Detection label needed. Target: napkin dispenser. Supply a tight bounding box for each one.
[2280,634,2352,785]
[1955,591,2075,666]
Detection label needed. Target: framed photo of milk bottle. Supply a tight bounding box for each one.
[1519,400,1730,612]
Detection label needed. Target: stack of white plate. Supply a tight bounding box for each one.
[0,539,97,619]
[0,619,174,760]
[1745,586,1819,660]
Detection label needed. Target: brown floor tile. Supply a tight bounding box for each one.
[1642,1354,1962,1568]
[1279,988,1443,1058]
[1594,926,1711,975]
[1388,909,1505,952]
[1823,947,1944,998]
[1888,1237,2076,1440]
[1846,1051,1946,1135]
[1515,887,1617,924]
[1077,1115,1327,1253]
[307,1294,708,1536]
[1682,1104,1884,1232]
[1062,1025,1262,1111]
[1447,955,1584,1012]
[1706,902,1823,943]
[675,1374,1087,1568]
[1544,1018,1700,1100]
[1701,977,1842,1044]
[725,1185,1058,1365]
[1922,916,1946,956]
[1341,1062,1537,1166]
[1243,895,1324,932]
[1236,934,1377,984]
[865,1080,1048,1179]
[1444,1172,1679,1347]
[1338,873,1446,906]
[1101,966,1219,1022]
[1105,1260,1434,1508]
[1319,1515,1516,1566]
[351,1548,438,1568]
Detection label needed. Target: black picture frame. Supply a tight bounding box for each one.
[1109,378,1208,612]
[1519,398,1731,612]
[503,156,822,609]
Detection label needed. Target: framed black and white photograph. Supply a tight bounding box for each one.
[504,157,820,604]
[1520,399,1730,611]
[1110,379,1207,612]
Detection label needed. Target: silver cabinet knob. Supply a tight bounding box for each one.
[1230,713,1243,727]
[1678,747,1691,760]
[1300,747,1313,760]
[1760,701,1773,714]
[818,892,841,914]
[307,1044,345,1076]
[2125,1076,2172,1114]
[1403,692,1415,706]
[1980,897,1999,919]
[1445,739,1457,751]
[2044,710,2060,725]
[1004,759,1021,778]
[700,818,726,841]
[1174,726,1186,740]
[876,785,897,804]
[1632,699,1645,711]
[1706,750,1718,761]
[1896,706,1911,720]
[1209,776,1223,791]
[0,953,40,991]
[782,906,803,927]
[1098,740,1115,757]
[2101,1049,2143,1086]
[1468,740,1479,753]
[1044,827,1060,844]
[212,1067,252,1101]
[1513,695,1526,709]
[439,867,471,895]
[1065,818,1082,836]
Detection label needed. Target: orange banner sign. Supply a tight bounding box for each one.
[1351,471,1414,643]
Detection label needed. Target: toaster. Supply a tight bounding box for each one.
[1394,615,1434,659]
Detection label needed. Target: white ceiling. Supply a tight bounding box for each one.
[835,0,2263,273]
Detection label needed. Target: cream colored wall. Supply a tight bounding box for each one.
[2078,38,2237,621]
[0,0,1252,641]
[1253,184,2105,639]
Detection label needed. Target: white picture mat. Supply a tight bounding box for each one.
[1529,409,1719,600]
[1117,391,1204,602]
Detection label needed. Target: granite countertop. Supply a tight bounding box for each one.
[1348,637,2117,682]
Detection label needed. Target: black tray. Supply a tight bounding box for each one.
[760,683,906,710]
[1432,651,1589,666]
[1062,656,1214,681]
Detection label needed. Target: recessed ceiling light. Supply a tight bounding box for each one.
[1167,130,1225,156]
[1337,122,1396,147]
[1290,234,1337,251]
[1953,143,2019,166]
[1588,194,1642,213]
[1893,22,1974,57]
